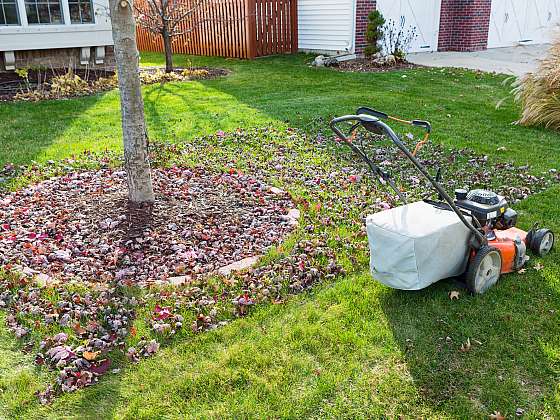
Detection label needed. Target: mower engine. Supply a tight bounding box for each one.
[454,188,517,229]
[454,187,554,290]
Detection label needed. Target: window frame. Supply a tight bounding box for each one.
[0,0,20,25]
[24,0,64,25]
[68,0,94,24]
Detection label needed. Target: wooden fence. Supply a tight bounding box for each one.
[135,0,298,59]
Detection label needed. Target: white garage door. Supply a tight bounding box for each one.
[298,0,355,54]
[376,0,442,53]
[488,0,560,48]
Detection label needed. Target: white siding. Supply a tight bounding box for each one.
[298,0,355,54]
[488,0,560,48]
[0,0,112,52]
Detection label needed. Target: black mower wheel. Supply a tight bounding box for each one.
[529,229,555,257]
[466,246,502,294]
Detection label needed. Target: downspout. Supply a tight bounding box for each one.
[348,0,357,54]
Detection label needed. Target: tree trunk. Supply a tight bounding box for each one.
[162,26,174,73]
[109,0,155,204]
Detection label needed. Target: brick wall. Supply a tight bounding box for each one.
[1,47,115,72]
[354,0,376,55]
[438,0,492,51]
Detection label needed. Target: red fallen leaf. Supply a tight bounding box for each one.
[130,326,137,337]
[154,304,172,320]
[349,175,357,183]
[89,359,111,375]
[1,223,9,231]
[228,168,235,175]
[28,232,37,240]
[86,321,99,332]
[54,233,63,241]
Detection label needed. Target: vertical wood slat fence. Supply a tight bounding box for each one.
[135,0,298,59]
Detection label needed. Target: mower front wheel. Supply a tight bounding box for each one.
[466,246,502,294]
[529,229,555,257]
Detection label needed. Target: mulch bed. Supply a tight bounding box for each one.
[0,68,115,101]
[0,167,294,287]
[0,66,228,101]
[335,59,419,73]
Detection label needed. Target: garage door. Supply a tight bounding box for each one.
[488,0,560,48]
[298,0,355,53]
[376,0,442,53]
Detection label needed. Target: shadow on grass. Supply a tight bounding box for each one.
[380,187,560,417]
[0,92,112,167]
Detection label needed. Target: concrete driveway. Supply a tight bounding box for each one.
[407,44,549,76]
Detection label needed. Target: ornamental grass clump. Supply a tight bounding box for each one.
[512,38,560,130]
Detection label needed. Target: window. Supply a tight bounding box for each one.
[25,0,63,24]
[68,0,93,23]
[0,0,19,25]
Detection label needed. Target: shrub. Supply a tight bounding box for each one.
[50,69,91,96]
[364,10,385,58]
[511,39,560,130]
[381,16,417,60]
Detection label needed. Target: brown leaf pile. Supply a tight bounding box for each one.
[0,167,294,285]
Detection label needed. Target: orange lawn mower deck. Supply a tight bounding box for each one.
[330,106,555,294]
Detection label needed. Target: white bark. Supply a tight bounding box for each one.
[109,0,155,204]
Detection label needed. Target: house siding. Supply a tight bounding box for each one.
[0,0,113,71]
[298,0,356,54]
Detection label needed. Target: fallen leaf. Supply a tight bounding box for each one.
[534,262,544,271]
[517,268,527,274]
[83,351,100,361]
[459,338,472,353]
[89,359,111,375]
[489,411,505,420]
[73,324,87,335]
[448,290,460,300]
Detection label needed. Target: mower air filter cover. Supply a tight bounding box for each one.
[366,201,472,290]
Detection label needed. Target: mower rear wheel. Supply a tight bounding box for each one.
[466,246,502,294]
[529,229,555,257]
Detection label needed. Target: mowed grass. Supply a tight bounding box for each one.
[0,53,559,419]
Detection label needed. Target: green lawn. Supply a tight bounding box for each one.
[0,53,559,419]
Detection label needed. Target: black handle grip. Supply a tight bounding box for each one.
[356,106,389,120]
[411,120,432,133]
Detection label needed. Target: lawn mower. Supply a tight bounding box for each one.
[330,107,555,294]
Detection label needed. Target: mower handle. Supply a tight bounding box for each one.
[357,106,432,133]
[330,114,408,204]
[329,113,487,247]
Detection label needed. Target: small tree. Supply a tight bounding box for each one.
[109,0,155,205]
[135,0,205,72]
[364,10,385,58]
